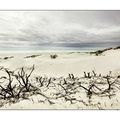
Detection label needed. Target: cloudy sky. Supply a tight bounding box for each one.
[0,11,120,51]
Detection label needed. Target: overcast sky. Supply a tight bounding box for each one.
[0,11,120,51]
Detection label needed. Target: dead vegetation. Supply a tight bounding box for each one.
[0,66,120,108]
[50,54,58,59]
[90,48,113,56]
[0,56,14,60]
[114,46,120,50]
[24,54,41,58]
[90,46,120,56]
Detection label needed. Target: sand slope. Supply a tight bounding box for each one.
[0,49,120,109]
[0,49,120,77]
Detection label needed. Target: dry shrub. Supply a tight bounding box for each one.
[50,54,58,59]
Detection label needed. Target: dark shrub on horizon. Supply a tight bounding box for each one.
[114,46,120,50]
[50,54,58,59]
[90,47,113,56]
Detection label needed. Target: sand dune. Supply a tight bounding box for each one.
[0,49,120,109]
[0,49,120,77]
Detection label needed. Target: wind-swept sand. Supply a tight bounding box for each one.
[0,49,120,109]
[0,49,120,77]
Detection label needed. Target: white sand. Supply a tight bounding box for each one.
[0,49,120,109]
[0,49,120,77]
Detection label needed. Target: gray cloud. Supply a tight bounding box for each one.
[0,11,120,51]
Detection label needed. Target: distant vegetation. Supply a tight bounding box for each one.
[24,54,41,58]
[3,56,14,60]
[90,46,120,56]
[114,46,120,50]
[90,48,112,56]
[50,54,58,59]
[0,56,14,60]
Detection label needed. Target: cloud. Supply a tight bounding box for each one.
[0,11,120,50]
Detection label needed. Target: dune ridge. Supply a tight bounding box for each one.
[0,47,120,109]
